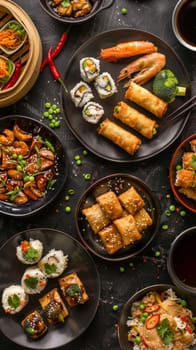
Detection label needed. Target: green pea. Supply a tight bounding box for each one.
[16,165,22,171]
[142,312,149,318]
[52,104,57,110]
[162,224,168,230]
[17,155,23,161]
[54,120,60,128]
[139,303,145,310]
[65,206,71,213]
[56,108,60,114]
[119,266,125,272]
[176,164,182,170]
[23,175,30,182]
[48,114,53,120]
[135,337,141,345]
[140,315,146,323]
[76,159,82,165]
[29,176,35,182]
[68,188,75,195]
[82,149,88,156]
[121,7,127,15]
[169,205,176,212]
[155,250,161,257]
[43,111,49,118]
[84,173,91,180]
[12,153,17,159]
[48,108,54,114]
[74,155,80,160]
[64,195,70,201]
[180,210,186,217]
[112,304,119,311]
[45,102,51,108]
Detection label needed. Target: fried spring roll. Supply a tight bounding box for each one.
[113,101,158,139]
[96,191,123,220]
[134,208,153,232]
[175,169,196,188]
[97,118,142,155]
[125,81,168,118]
[118,186,145,215]
[178,187,196,201]
[113,214,142,246]
[82,203,110,234]
[98,224,123,254]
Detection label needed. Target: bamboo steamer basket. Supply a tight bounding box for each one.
[0,0,42,107]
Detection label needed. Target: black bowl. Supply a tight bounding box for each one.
[75,173,160,262]
[0,115,67,217]
[118,283,195,350]
[39,0,114,25]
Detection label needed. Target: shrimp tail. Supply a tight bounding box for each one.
[118,52,166,85]
[100,41,158,62]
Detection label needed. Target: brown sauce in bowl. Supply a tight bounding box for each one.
[177,0,196,47]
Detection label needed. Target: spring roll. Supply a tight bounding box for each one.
[190,139,196,152]
[98,224,123,254]
[113,101,158,139]
[97,118,142,155]
[113,214,142,246]
[96,191,123,221]
[178,187,196,201]
[118,186,145,215]
[125,81,168,118]
[82,203,110,233]
[134,208,153,232]
[175,169,196,188]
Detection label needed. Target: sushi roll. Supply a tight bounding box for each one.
[80,57,100,82]
[2,285,29,314]
[82,101,104,124]
[94,72,117,99]
[38,249,68,278]
[16,239,43,265]
[21,267,47,294]
[21,310,47,339]
[70,81,94,108]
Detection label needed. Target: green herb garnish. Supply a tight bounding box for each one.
[190,154,196,169]
[8,294,20,309]
[24,247,38,261]
[156,318,174,345]
[66,283,82,297]
[44,263,57,275]
[61,0,71,8]
[24,276,38,289]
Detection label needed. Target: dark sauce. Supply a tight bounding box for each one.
[177,0,196,46]
[172,232,196,287]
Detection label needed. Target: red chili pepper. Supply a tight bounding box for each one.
[146,314,160,330]
[40,29,69,72]
[144,304,160,313]
[186,325,193,334]
[2,60,22,90]
[47,47,68,93]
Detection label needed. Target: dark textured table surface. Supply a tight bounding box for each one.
[0,0,196,349]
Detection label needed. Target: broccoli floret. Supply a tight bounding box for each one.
[152,69,186,103]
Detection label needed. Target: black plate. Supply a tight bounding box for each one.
[75,173,160,262]
[0,228,100,349]
[0,115,67,217]
[61,29,191,163]
[118,284,188,350]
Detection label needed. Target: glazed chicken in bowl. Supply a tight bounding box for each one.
[0,115,67,217]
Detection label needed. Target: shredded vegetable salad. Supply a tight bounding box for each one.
[127,288,196,350]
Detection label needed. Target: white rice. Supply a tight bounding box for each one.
[80,57,100,82]
[94,72,117,99]
[38,249,68,278]
[2,285,29,314]
[82,101,104,124]
[16,239,43,265]
[21,267,47,294]
[70,81,94,108]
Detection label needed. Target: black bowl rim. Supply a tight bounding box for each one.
[0,114,68,217]
[169,133,196,213]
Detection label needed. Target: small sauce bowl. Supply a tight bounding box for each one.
[172,0,196,51]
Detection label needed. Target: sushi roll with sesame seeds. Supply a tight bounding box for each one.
[16,239,43,265]
[38,249,68,278]
[94,72,117,99]
[82,101,104,124]
[21,267,47,294]
[2,285,29,314]
[21,310,47,339]
[70,81,94,108]
[80,57,100,82]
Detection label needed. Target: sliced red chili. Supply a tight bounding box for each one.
[2,60,22,90]
[186,325,193,334]
[146,314,160,330]
[144,304,160,313]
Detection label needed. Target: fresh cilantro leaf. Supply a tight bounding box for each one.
[157,318,174,345]
[190,154,196,169]
[66,283,82,297]
[24,247,38,260]
[44,263,57,275]
[24,276,38,289]
[61,0,71,8]
[8,294,20,309]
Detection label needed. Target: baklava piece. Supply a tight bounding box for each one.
[113,214,142,246]
[82,203,110,233]
[39,288,69,324]
[98,224,123,254]
[118,186,145,215]
[59,272,89,308]
[134,208,153,232]
[96,191,123,220]
[21,310,47,339]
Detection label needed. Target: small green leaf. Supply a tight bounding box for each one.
[44,263,57,275]
[8,294,20,309]
[24,276,38,289]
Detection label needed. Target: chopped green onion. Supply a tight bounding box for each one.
[119,266,125,272]
[169,205,176,212]
[83,173,91,180]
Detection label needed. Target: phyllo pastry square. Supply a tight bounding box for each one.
[39,288,69,324]
[118,186,145,215]
[21,310,47,339]
[113,214,142,246]
[96,191,123,220]
[82,203,110,233]
[134,208,153,232]
[58,272,89,308]
[98,224,123,254]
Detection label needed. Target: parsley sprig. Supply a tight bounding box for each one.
[156,318,174,345]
